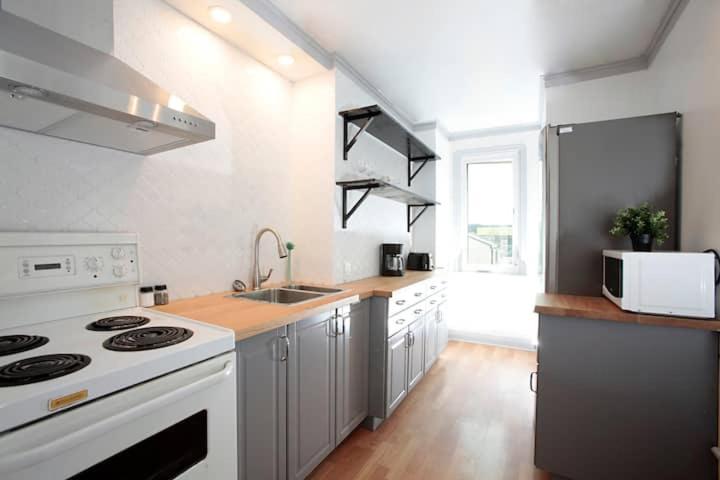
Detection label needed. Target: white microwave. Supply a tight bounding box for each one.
[602,250,717,318]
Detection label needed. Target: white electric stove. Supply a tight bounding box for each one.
[0,233,237,480]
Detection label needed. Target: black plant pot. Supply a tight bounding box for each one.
[630,233,654,252]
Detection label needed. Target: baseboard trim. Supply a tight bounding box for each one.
[449,330,536,351]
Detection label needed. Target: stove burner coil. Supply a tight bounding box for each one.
[103,326,193,352]
[87,316,151,331]
[0,353,91,387]
[0,335,49,357]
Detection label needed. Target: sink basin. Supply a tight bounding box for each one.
[231,288,323,305]
[285,284,344,294]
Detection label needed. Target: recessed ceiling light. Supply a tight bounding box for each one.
[277,55,295,66]
[208,6,232,24]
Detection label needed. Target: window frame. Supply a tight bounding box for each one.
[458,145,526,274]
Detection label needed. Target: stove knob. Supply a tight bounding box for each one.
[84,256,103,273]
[111,247,126,260]
[112,265,127,278]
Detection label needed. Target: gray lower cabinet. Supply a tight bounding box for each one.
[436,300,449,353]
[424,305,439,371]
[386,328,408,417]
[406,317,425,392]
[287,311,336,480]
[336,301,370,444]
[236,327,288,480]
[237,300,369,480]
[535,314,718,480]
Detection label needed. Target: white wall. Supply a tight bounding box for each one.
[289,71,336,283]
[445,130,542,349]
[333,68,415,282]
[0,0,317,299]
[450,130,542,273]
[545,0,720,310]
[412,126,452,269]
[3,0,114,53]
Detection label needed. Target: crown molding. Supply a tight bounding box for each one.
[448,122,541,141]
[333,54,415,129]
[646,0,689,64]
[543,56,648,88]
[543,0,688,88]
[239,0,333,69]
[413,120,450,138]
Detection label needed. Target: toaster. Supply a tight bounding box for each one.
[406,252,434,271]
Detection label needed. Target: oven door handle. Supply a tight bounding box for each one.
[0,360,234,474]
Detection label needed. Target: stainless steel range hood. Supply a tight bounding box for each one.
[0,9,215,155]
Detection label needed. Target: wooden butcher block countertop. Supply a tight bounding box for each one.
[535,293,720,331]
[155,270,445,341]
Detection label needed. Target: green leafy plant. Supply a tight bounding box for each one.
[609,203,669,244]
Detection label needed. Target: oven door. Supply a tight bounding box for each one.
[0,352,236,480]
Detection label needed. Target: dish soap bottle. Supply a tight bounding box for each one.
[286,241,295,284]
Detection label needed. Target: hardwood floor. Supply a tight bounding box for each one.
[310,341,551,480]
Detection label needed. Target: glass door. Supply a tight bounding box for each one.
[462,152,521,273]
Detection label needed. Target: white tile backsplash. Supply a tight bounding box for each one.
[0,1,439,293]
[0,0,298,299]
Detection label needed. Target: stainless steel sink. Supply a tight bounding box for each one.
[231,288,323,305]
[285,284,344,294]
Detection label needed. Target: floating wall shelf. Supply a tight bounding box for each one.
[336,178,439,231]
[339,105,440,187]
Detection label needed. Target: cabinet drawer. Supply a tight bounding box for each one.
[388,284,427,317]
[388,301,426,338]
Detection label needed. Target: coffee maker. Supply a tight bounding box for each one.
[381,243,405,276]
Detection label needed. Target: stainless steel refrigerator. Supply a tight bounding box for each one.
[542,113,681,296]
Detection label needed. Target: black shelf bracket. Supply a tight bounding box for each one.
[341,183,379,229]
[343,111,381,160]
[406,138,435,186]
[407,204,431,232]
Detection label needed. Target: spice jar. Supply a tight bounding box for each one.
[139,286,155,307]
[154,285,169,305]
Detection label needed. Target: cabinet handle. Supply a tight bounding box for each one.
[414,309,423,315]
[529,371,538,393]
[430,285,437,290]
[430,300,437,305]
[396,318,406,324]
[340,317,346,335]
[411,332,416,346]
[280,336,290,362]
[414,292,423,297]
[396,299,406,306]
[405,333,411,348]
[327,319,337,337]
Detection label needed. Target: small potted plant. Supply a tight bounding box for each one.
[609,202,669,252]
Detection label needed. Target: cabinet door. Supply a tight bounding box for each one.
[437,301,449,354]
[407,317,425,392]
[386,328,408,417]
[287,312,336,480]
[236,328,288,480]
[336,301,370,444]
[424,305,438,371]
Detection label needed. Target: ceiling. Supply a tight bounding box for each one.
[267,0,676,132]
[165,0,326,82]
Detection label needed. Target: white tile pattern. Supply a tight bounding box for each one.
[0,0,297,299]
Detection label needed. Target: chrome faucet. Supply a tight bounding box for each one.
[253,228,288,290]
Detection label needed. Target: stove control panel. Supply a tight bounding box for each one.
[0,233,140,297]
[18,255,76,279]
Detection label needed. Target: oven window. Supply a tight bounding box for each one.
[70,410,208,480]
[604,257,623,298]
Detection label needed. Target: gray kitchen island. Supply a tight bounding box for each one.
[534,294,720,480]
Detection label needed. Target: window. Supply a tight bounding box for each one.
[461,147,525,273]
